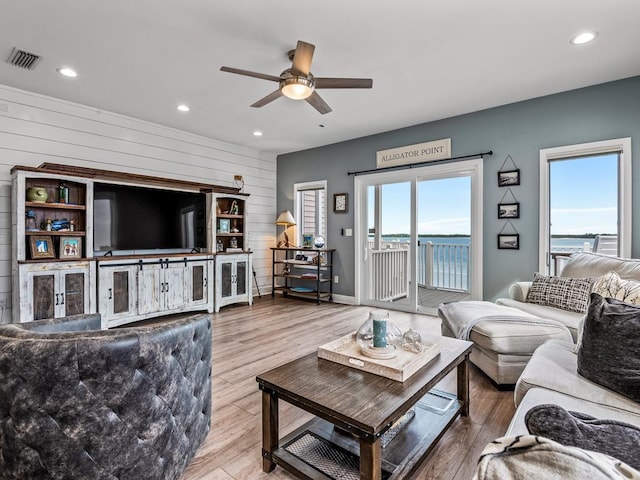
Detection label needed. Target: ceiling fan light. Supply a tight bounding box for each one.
[281,77,314,100]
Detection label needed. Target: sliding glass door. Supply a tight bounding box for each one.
[355,159,483,314]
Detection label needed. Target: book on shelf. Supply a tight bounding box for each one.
[301,273,318,279]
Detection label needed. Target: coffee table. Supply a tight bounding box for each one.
[256,334,472,480]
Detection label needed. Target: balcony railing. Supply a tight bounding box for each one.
[419,241,469,291]
[367,241,470,301]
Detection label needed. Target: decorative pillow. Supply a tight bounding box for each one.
[525,403,640,469]
[592,271,640,305]
[525,273,594,313]
[477,435,640,480]
[577,293,640,402]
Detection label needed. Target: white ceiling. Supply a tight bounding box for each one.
[1,0,639,155]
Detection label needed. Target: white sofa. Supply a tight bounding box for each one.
[496,252,640,341]
[507,339,640,437]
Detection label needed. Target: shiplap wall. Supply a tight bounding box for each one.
[0,84,277,323]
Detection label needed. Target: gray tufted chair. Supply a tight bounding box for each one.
[0,313,212,480]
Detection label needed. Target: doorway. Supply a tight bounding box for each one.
[355,159,483,314]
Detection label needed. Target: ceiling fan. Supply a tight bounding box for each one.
[220,40,373,114]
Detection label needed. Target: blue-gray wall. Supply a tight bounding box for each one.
[277,76,640,301]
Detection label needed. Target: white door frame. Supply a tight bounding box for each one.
[354,159,483,311]
[538,138,632,272]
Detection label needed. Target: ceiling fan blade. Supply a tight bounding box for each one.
[251,89,283,108]
[305,91,332,114]
[291,41,315,76]
[315,77,373,89]
[220,66,281,83]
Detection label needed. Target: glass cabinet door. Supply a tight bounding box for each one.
[64,272,86,316]
[236,261,247,296]
[221,262,233,298]
[113,271,130,315]
[192,264,205,301]
[32,273,55,320]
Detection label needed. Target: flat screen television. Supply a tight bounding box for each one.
[93,182,206,253]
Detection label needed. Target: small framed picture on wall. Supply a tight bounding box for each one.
[498,234,520,250]
[497,169,520,187]
[334,193,348,213]
[498,202,520,219]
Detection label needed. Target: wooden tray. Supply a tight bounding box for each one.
[318,333,440,382]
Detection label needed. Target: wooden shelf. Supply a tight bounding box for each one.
[275,274,330,282]
[26,231,86,236]
[26,201,86,210]
[217,213,243,219]
[216,232,244,237]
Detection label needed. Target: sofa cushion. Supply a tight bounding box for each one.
[525,403,640,470]
[507,387,640,437]
[514,339,640,415]
[495,298,583,341]
[577,293,640,403]
[476,434,640,480]
[469,320,572,355]
[561,252,640,281]
[592,271,640,305]
[525,273,594,313]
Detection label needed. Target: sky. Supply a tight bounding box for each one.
[368,153,618,236]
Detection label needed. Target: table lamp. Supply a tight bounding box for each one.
[275,210,297,247]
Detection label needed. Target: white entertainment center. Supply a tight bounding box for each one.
[11,163,252,327]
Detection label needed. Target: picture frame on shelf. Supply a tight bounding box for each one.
[497,234,520,250]
[59,237,82,259]
[219,219,231,233]
[302,234,313,248]
[497,202,520,219]
[498,169,520,187]
[30,235,55,259]
[333,193,348,213]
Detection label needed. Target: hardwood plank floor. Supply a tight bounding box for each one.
[181,296,515,480]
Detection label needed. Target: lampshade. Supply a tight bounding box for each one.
[275,210,296,226]
[281,77,314,100]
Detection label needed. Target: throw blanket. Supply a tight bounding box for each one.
[439,301,570,341]
[477,435,640,480]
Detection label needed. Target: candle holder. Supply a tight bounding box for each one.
[355,310,402,359]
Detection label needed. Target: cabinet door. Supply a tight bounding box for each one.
[220,261,234,299]
[236,260,247,296]
[30,272,56,321]
[99,265,137,322]
[187,261,209,306]
[60,269,90,317]
[164,263,186,310]
[137,264,162,315]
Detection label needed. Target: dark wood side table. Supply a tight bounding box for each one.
[256,334,472,480]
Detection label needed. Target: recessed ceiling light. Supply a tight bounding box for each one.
[570,32,598,45]
[176,104,190,112]
[253,131,263,136]
[57,67,77,78]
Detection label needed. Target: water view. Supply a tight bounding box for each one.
[371,235,599,292]
[378,235,596,252]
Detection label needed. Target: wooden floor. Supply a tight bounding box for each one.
[181,296,515,480]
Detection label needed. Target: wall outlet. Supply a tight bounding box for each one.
[334,275,339,283]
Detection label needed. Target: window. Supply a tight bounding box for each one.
[294,180,327,246]
[539,138,631,273]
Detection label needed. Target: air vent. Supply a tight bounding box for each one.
[6,47,42,70]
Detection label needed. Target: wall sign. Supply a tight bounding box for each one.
[376,138,451,169]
